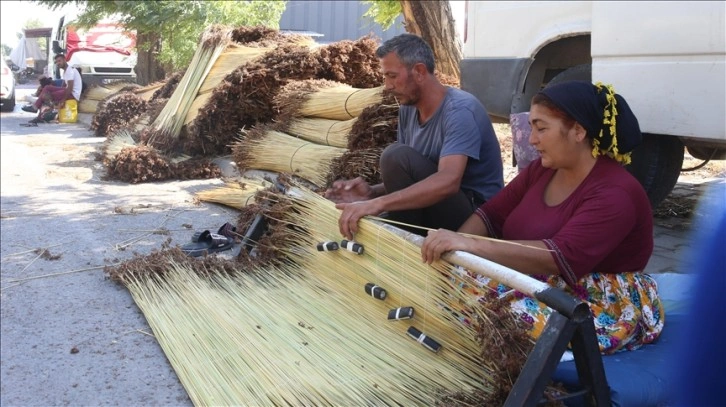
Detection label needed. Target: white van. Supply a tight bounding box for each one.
[460,1,725,205]
[49,16,137,87]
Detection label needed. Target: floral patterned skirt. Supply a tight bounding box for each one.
[451,269,665,355]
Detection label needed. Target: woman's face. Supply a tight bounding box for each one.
[528,104,581,168]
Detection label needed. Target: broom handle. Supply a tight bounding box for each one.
[378,222,588,320]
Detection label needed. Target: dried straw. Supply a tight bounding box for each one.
[195,178,272,210]
[275,80,385,121]
[109,186,501,405]
[147,25,232,151]
[233,129,346,187]
[277,117,355,148]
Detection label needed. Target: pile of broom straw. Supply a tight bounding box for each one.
[107,181,552,405]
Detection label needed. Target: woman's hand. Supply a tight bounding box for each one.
[421,229,474,264]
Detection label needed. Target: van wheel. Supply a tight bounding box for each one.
[626,134,684,208]
[546,64,592,86]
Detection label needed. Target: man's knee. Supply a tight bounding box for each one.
[380,143,424,175]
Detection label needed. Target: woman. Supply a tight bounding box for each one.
[421,81,663,354]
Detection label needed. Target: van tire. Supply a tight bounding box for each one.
[626,134,684,208]
[546,64,592,87]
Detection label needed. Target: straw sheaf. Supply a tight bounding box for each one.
[104,145,220,184]
[84,82,140,101]
[185,45,321,157]
[133,81,165,102]
[315,35,384,88]
[105,183,548,404]
[273,78,344,123]
[232,128,345,188]
[347,97,399,150]
[195,178,272,210]
[275,81,384,121]
[274,117,354,148]
[147,26,231,152]
[90,92,148,138]
[326,147,384,186]
[102,129,138,165]
[150,71,185,101]
[230,25,314,48]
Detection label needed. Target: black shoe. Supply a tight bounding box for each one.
[21,105,38,113]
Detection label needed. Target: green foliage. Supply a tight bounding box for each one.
[1,43,12,57]
[33,0,288,71]
[362,0,401,30]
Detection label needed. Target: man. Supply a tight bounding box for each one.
[326,34,504,240]
[22,54,82,115]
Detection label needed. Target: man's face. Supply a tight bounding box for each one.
[380,52,420,106]
[55,57,67,69]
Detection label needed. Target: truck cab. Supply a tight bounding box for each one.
[49,16,137,87]
[460,1,725,206]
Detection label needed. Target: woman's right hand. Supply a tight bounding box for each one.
[421,229,474,264]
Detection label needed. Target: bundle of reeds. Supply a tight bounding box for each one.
[275,80,384,121]
[232,128,345,187]
[184,45,321,157]
[133,81,165,102]
[183,43,273,126]
[195,178,272,210]
[146,25,232,152]
[106,185,532,405]
[79,82,141,113]
[315,35,383,88]
[90,92,148,138]
[326,147,384,186]
[347,98,399,150]
[104,145,220,184]
[150,71,185,102]
[275,116,355,148]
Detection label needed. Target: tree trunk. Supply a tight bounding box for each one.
[399,0,462,81]
[135,32,165,85]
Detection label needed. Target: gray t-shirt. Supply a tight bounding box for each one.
[397,87,504,201]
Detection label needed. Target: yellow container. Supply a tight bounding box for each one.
[59,99,78,123]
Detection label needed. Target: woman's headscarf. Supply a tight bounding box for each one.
[538,81,642,164]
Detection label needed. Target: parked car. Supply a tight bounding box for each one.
[1,57,17,112]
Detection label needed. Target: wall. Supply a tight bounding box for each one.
[279,0,406,44]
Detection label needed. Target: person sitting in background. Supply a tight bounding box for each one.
[32,76,54,97]
[421,80,664,354]
[22,54,81,114]
[326,33,504,240]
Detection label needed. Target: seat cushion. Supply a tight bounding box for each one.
[552,314,684,407]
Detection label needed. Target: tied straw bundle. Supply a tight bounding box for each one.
[232,128,346,188]
[275,79,384,121]
[182,44,273,126]
[107,184,505,405]
[276,116,355,148]
[195,178,272,210]
[147,25,232,152]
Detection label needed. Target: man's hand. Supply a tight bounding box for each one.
[325,177,374,203]
[421,229,473,264]
[336,199,384,240]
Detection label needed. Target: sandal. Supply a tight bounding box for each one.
[181,230,233,257]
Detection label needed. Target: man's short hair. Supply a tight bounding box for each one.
[375,33,435,73]
[53,54,66,61]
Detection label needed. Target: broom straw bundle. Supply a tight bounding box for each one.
[234,129,346,187]
[195,178,272,210]
[147,26,232,149]
[115,185,499,405]
[297,85,384,120]
[281,117,355,148]
[182,44,273,126]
